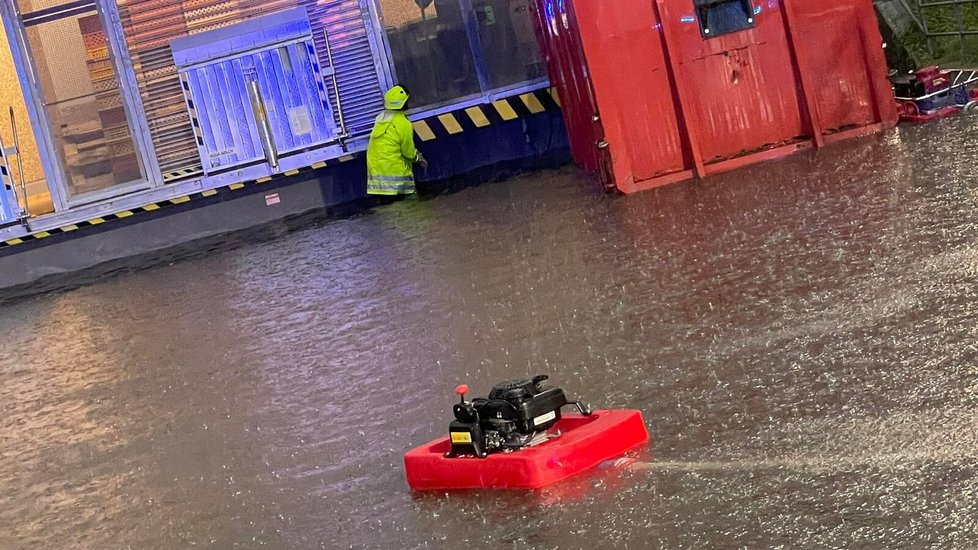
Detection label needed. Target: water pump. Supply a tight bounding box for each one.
[448,375,592,458]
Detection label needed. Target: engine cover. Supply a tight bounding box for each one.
[448,375,592,458]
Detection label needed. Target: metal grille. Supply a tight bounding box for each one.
[879,0,978,65]
[115,0,385,179]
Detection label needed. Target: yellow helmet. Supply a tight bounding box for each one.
[384,85,409,110]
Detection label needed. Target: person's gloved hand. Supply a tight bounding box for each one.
[416,152,429,171]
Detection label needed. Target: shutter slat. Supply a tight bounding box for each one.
[117,0,384,177]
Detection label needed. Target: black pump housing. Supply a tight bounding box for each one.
[448,375,592,458]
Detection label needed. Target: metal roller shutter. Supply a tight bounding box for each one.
[115,0,385,180]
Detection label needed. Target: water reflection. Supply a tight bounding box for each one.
[2,117,978,547]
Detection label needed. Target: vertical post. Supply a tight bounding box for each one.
[563,0,607,174]
[781,0,825,148]
[458,0,493,93]
[359,0,398,97]
[955,3,967,63]
[248,80,279,170]
[0,132,15,223]
[856,2,890,125]
[920,1,934,56]
[0,0,68,211]
[322,29,348,138]
[655,0,706,178]
[100,0,162,187]
[10,107,29,216]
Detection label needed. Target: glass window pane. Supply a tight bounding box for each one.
[378,0,482,107]
[473,0,545,90]
[695,0,755,38]
[23,11,145,198]
[0,22,52,215]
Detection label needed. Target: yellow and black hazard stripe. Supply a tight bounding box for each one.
[156,87,560,182]
[162,167,202,183]
[412,87,560,143]
[181,73,206,151]
[0,88,561,251]
[0,156,12,189]
[0,155,358,251]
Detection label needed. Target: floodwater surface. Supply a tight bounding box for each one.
[2,117,978,549]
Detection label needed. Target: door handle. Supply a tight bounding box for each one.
[247,79,279,170]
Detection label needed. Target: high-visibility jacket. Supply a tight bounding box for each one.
[366,110,418,195]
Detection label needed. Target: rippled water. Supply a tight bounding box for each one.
[2,118,978,549]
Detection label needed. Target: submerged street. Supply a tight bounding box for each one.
[2,117,978,548]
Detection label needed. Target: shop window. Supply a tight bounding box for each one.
[0,22,50,214]
[377,0,482,107]
[22,9,146,199]
[695,0,755,38]
[473,0,546,90]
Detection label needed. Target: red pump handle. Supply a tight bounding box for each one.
[455,384,469,402]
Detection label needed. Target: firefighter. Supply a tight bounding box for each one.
[366,85,427,199]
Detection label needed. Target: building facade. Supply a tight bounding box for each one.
[0,0,557,223]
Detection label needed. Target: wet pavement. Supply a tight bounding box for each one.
[1,117,978,549]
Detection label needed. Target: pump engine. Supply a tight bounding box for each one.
[448,375,592,458]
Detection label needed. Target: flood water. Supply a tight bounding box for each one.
[2,117,978,549]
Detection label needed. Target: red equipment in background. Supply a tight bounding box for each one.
[916,66,952,93]
[531,0,898,194]
[892,67,978,123]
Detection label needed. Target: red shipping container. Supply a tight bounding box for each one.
[532,0,898,194]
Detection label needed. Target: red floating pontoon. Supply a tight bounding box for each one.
[404,409,649,491]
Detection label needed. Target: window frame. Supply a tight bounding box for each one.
[366,0,549,118]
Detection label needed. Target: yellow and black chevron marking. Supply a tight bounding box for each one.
[181,73,206,151]
[0,155,12,189]
[412,87,561,142]
[162,167,202,182]
[0,88,561,252]
[0,155,357,251]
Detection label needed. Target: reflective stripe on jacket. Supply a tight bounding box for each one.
[366,110,417,195]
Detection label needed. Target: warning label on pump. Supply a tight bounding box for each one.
[533,411,556,427]
[450,432,472,444]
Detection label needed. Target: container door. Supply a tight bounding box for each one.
[179,41,340,174]
[13,0,155,205]
[114,0,388,183]
[171,10,340,175]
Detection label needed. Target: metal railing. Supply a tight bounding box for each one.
[0,106,29,226]
[895,0,978,62]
